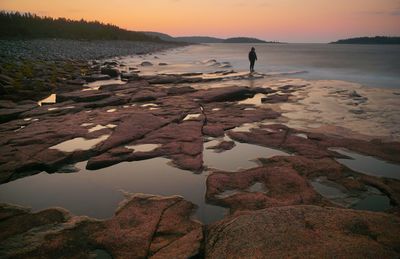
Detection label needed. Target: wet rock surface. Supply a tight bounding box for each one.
[0,194,203,258]
[206,164,330,213]
[206,140,236,152]
[1,50,400,258]
[227,123,400,163]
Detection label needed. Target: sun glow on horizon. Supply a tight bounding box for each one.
[1,0,399,43]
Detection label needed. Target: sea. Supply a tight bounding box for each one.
[156,43,400,89]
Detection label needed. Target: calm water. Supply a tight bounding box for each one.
[0,137,290,224]
[153,43,400,88]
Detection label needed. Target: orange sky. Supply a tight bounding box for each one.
[1,0,399,42]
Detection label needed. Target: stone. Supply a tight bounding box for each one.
[83,96,128,108]
[191,86,255,103]
[83,74,111,82]
[103,61,119,66]
[0,102,38,123]
[350,90,362,98]
[66,78,86,86]
[202,125,225,137]
[206,205,400,258]
[206,164,328,213]
[206,140,235,152]
[121,72,139,81]
[228,125,332,159]
[0,74,13,85]
[57,90,111,102]
[167,86,197,95]
[101,67,120,77]
[141,61,153,66]
[93,113,172,154]
[0,100,16,109]
[0,194,203,258]
[261,94,290,103]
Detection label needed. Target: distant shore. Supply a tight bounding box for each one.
[330,36,400,44]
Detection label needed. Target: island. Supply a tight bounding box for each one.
[142,33,279,44]
[331,36,400,44]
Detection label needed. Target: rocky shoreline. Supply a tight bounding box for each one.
[1,45,400,258]
[0,39,183,102]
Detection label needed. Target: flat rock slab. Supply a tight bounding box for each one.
[0,194,203,258]
[0,102,38,123]
[93,112,173,154]
[83,74,111,82]
[206,205,400,258]
[57,90,112,102]
[206,164,329,213]
[191,86,255,103]
[206,140,236,152]
[228,123,400,162]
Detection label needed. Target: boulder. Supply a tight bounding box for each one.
[0,194,203,258]
[121,72,139,81]
[202,125,225,137]
[206,205,400,258]
[261,94,290,103]
[191,86,255,103]
[206,140,235,152]
[100,67,120,77]
[141,61,153,66]
[57,90,111,103]
[103,61,119,66]
[66,78,86,86]
[206,164,327,212]
[83,74,111,82]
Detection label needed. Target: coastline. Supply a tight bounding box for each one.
[0,39,185,102]
[1,42,400,257]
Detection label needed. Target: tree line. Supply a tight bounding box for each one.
[0,11,162,42]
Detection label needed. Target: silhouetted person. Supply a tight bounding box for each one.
[248,47,257,72]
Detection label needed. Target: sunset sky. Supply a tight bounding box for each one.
[1,0,399,42]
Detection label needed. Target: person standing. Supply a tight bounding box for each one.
[248,47,257,73]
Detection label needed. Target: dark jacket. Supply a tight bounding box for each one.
[249,50,257,61]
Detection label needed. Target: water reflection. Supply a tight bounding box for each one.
[311,177,392,212]
[0,158,227,224]
[38,94,56,106]
[88,124,117,133]
[49,135,110,152]
[330,148,400,180]
[238,93,265,106]
[203,137,290,171]
[125,144,161,152]
[183,114,201,121]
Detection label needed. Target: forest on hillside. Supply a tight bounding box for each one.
[0,11,163,42]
